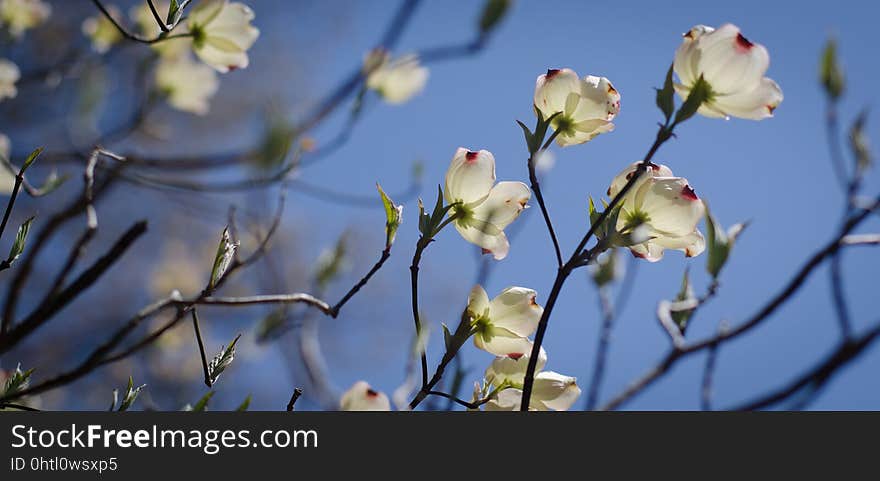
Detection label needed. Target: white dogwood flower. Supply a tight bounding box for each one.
[608,162,706,262]
[0,58,19,102]
[534,68,620,146]
[484,347,547,387]
[82,5,122,53]
[444,148,530,260]
[674,23,783,120]
[482,348,580,411]
[466,285,542,357]
[0,0,50,38]
[485,372,582,411]
[365,50,429,104]
[187,0,259,73]
[155,55,220,115]
[340,381,391,411]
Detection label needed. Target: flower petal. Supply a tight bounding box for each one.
[453,217,510,260]
[607,161,674,198]
[340,381,391,411]
[474,326,532,357]
[471,181,530,230]
[444,148,495,205]
[712,77,783,120]
[638,177,705,237]
[485,347,547,388]
[695,24,769,95]
[674,25,715,87]
[534,68,581,120]
[488,286,542,337]
[466,284,490,319]
[532,371,581,411]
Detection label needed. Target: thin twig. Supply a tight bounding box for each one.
[191,309,212,388]
[700,342,719,411]
[0,221,148,354]
[287,388,303,411]
[527,129,564,267]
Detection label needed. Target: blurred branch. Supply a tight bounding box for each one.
[600,195,880,410]
[0,220,148,354]
[730,320,880,410]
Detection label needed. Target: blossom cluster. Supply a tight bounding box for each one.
[342,22,782,411]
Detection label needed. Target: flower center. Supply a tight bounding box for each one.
[190,25,206,48]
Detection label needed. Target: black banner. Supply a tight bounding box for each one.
[0,412,876,478]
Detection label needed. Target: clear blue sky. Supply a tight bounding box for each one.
[252,0,879,410]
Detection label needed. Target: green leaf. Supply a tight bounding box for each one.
[591,249,618,288]
[478,0,511,34]
[166,0,192,27]
[236,395,252,411]
[190,391,215,412]
[516,120,535,153]
[670,269,696,330]
[209,227,238,289]
[377,183,403,250]
[314,233,348,290]
[849,109,872,175]
[21,147,43,173]
[1,364,33,397]
[674,75,711,125]
[6,216,34,266]
[207,334,241,386]
[820,38,845,101]
[705,205,748,278]
[655,64,675,122]
[33,171,69,196]
[442,323,452,351]
[417,198,429,236]
[255,307,289,343]
[118,376,146,411]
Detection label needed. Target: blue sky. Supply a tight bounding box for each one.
[255,0,879,410]
[6,0,878,410]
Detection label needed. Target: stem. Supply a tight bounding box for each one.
[0,175,22,246]
[286,388,303,411]
[191,309,212,388]
[410,237,430,388]
[146,0,169,32]
[528,129,564,267]
[331,248,391,315]
[520,123,674,410]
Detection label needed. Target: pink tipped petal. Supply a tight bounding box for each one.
[488,287,542,337]
[713,77,784,120]
[444,148,496,205]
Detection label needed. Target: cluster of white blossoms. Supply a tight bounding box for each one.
[79,0,258,115]
[334,22,783,412]
[0,0,49,105]
[364,49,429,105]
[0,0,50,39]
